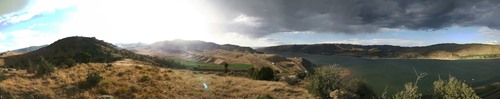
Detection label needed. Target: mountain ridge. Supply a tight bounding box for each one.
[259,43,500,60]
[123,39,260,55]
[1,36,184,69]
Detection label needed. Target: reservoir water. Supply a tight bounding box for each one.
[270,52,500,95]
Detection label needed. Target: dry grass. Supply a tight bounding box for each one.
[0,59,315,98]
[202,50,313,73]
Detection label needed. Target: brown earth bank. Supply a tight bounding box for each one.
[0,59,315,98]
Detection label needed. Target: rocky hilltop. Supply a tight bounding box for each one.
[260,43,500,60]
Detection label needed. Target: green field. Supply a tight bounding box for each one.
[460,54,500,59]
[168,58,253,69]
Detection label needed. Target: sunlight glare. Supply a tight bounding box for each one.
[59,0,214,43]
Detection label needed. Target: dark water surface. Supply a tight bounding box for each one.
[269,52,500,95]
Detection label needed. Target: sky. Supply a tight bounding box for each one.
[1,0,500,52]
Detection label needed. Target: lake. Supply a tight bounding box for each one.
[269,52,500,95]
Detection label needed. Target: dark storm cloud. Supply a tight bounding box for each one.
[207,0,500,37]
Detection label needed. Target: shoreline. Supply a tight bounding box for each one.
[267,52,500,60]
[365,57,500,60]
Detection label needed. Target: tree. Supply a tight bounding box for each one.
[224,63,229,73]
[64,58,76,67]
[335,78,376,99]
[86,72,103,87]
[251,67,275,81]
[433,76,480,99]
[79,52,92,63]
[36,57,55,76]
[392,67,426,99]
[307,66,342,99]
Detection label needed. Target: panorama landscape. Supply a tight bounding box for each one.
[1,0,500,99]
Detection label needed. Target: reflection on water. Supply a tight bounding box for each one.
[269,52,500,95]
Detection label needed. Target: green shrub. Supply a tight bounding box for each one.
[330,79,376,99]
[283,76,300,85]
[393,82,421,99]
[0,73,7,81]
[79,52,92,63]
[433,76,480,99]
[256,94,273,99]
[130,85,139,92]
[307,66,342,99]
[64,58,76,67]
[86,72,103,87]
[251,67,275,81]
[139,75,151,82]
[36,57,55,76]
[106,63,113,68]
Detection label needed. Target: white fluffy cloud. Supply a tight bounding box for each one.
[0,0,74,24]
[483,40,499,45]
[213,32,282,47]
[0,30,69,51]
[478,27,500,45]
[479,27,500,38]
[231,14,262,27]
[323,38,425,46]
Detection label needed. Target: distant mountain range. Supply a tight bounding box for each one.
[9,45,47,52]
[122,39,260,56]
[259,43,500,60]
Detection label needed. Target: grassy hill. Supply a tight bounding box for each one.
[122,40,317,77]
[2,36,185,70]
[0,36,315,98]
[260,43,500,60]
[0,59,313,98]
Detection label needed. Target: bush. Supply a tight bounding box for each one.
[307,66,342,99]
[283,76,300,85]
[86,72,103,87]
[139,75,151,82]
[337,79,375,98]
[393,82,421,99]
[0,73,7,81]
[256,94,273,99]
[433,76,480,99]
[64,58,76,67]
[79,52,92,63]
[251,67,275,81]
[36,57,55,76]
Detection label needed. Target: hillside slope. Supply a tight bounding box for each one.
[2,36,184,70]
[0,59,314,98]
[260,43,500,59]
[122,40,316,76]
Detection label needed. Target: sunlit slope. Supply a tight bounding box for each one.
[0,59,314,98]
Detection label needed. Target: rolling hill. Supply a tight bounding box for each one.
[0,36,316,98]
[1,36,185,70]
[260,43,500,60]
[121,40,317,75]
[122,40,260,56]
